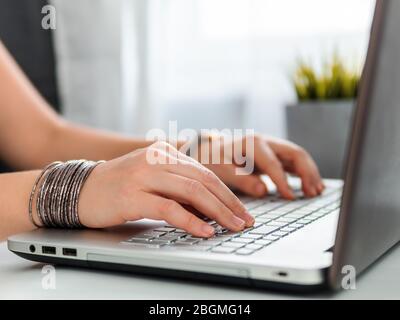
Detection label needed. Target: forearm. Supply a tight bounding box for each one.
[0,171,40,241]
[34,121,153,165]
[0,42,187,169]
[34,121,187,166]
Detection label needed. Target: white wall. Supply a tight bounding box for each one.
[50,0,375,138]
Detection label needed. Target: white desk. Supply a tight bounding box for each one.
[0,241,399,300]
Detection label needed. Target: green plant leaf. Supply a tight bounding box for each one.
[292,52,361,101]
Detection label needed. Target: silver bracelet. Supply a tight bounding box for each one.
[29,160,104,229]
[29,162,62,228]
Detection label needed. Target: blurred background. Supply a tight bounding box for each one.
[0,0,375,177]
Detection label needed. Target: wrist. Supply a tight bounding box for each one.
[28,160,104,229]
[77,161,106,228]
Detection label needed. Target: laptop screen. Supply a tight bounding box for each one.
[330,0,400,288]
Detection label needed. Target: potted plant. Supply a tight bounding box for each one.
[286,54,361,178]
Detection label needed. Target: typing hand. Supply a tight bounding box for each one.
[199,134,324,200]
[78,141,254,237]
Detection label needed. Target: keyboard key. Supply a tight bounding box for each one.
[271,231,289,238]
[255,217,272,223]
[314,211,329,217]
[254,239,272,246]
[245,243,263,250]
[265,221,288,227]
[241,233,263,240]
[296,218,313,225]
[293,209,314,214]
[172,244,211,251]
[307,214,323,220]
[244,200,265,210]
[143,234,160,239]
[197,240,222,246]
[257,202,285,210]
[211,246,236,254]
[289,223,305,229]
[275,217,298,223]
[128,235,153,241]
[174,229,187,233]
[168,232,186,238]
[258,212,283,218]
[283,213,307,219]
[250,209,267,216]
[231,237,254,244]
[263,235,280,241]
[186,235,205,240]
[214,226,229,234]
[159,235,181,243]
[189,246,212,251]
[280,227,297,233]
[222,241,245,248]
[154,227,176,233]
[250,204,283,215]
[249,225,280,235]
[176,238,200,245]
[235,248,255,255]
[145,230,166,237]
[214,233,239,239]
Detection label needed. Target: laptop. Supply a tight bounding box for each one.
[7,0,400,291]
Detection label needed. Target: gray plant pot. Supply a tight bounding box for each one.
[286,100,355,179]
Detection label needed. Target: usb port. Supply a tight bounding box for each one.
[62,248,77,257]
[42,246,56,255]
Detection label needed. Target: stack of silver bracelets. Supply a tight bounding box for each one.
[29,160,104,229]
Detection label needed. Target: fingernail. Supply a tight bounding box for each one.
[202,224,214,236]
[287,190,295,200]
[232,216,245,228]
[255,183,266,196]
[246,215,255,226]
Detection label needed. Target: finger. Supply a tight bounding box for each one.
[269,140,323,197]
[162,160,254,227]
[297,159,321,197]
[254,143,295,199]
[149,142,253,225]
[298,166,321,197]
[147,172,247,232]
[210,163,268,198]
[280,157,317,197]
[127,192,215,238]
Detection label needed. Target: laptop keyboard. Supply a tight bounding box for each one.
[122,187,342,256]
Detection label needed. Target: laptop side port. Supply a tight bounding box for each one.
[62,248,77,257]
[42,246,56,255]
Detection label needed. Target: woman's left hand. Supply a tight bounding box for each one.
[195,133,324,199]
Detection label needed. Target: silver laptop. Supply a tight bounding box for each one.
[7,0,400,291]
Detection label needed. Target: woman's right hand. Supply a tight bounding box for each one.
[78,141,255,237]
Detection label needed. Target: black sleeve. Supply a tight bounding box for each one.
[0,0,61,172]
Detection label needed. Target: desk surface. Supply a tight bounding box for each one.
[0,242,399,300]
